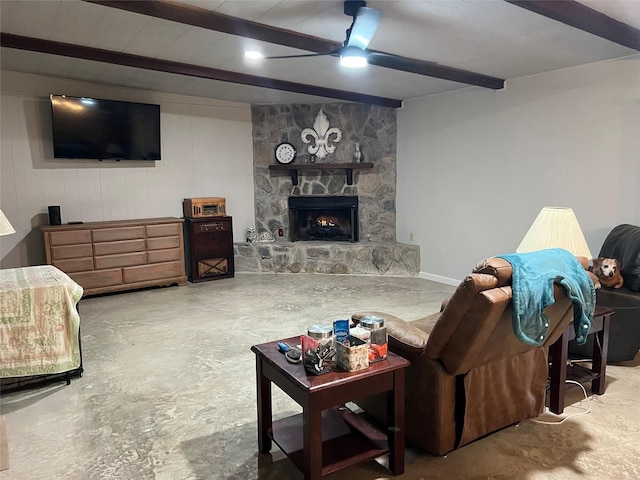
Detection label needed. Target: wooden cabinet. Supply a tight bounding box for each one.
[42,218,187,297]
[184,216,234,282]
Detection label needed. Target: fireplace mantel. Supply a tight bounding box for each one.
[269,162,373,186]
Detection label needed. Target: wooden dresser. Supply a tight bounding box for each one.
[41,217,187,296]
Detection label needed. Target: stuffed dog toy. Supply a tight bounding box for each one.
[590,257,624,288]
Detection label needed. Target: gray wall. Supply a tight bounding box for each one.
[0,71,255,268]
[397,54,640,283]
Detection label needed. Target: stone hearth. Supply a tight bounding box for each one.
[235,241,419,276]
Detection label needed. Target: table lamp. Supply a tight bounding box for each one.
[516,206,592,259]
[0,209,16,236]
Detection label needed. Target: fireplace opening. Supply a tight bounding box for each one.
[289,196,358,242]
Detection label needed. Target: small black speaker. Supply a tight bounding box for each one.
[48,206,61,225]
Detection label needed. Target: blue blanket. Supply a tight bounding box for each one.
[497,248,595,346]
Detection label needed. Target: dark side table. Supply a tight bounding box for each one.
[251,337,410,480]
[548,305,614,414]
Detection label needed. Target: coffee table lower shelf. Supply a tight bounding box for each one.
[271,407,388,477]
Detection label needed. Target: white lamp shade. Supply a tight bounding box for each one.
[516,206,592,259]
[0,209,16,236]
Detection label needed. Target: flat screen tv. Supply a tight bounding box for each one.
[50,95,161,160]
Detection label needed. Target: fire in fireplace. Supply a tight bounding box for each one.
[289,196,358,242]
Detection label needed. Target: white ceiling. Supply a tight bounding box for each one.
[1,0,639,106]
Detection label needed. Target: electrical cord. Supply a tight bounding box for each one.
[533,380,592,425]
[567,327,603,364]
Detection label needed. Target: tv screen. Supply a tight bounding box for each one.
[50,95,161,160]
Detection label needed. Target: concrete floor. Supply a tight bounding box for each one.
[1,273,639,479]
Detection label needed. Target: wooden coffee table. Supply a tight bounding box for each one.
[548,305,615,414]
[251,336,410,480]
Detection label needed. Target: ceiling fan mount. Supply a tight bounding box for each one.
[344,0,367,17]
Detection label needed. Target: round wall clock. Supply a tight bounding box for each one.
[275,142,296,164]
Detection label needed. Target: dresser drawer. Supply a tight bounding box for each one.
[192,242,233,260]
[93,239,146,256]
[147,223,181,238]
[94,252,147,269]
[123,261,183,284]
[148,248,181,264]
[147,236,180,251]
[48,230,92,246]
[193,219,232,233]
[92,226,145,242]
[69,268,122,289]
[53,257,94,273]
[51,243,93,260]
[193,231,233,256]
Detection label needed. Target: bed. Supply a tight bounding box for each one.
[0,265,83,390]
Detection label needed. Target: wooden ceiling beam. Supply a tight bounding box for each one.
[87,0,341,53]
[505,0,640,51]
[0,33,402,108]
[86,0,505,90]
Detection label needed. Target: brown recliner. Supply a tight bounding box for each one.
[353,256,593,456]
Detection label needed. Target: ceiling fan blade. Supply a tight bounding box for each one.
[265,49,341,60]
[367,51,437,68]
[346,7,381,50]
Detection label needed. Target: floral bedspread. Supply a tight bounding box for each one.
[0,265,83,377]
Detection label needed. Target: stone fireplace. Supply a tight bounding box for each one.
[289,196,358,242]
[234,103,420,276]
[249,103,398,242]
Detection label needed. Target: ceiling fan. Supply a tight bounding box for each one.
[83,0,505,89]
[264,1,382,68]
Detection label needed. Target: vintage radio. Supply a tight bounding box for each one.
[183,197,226,218]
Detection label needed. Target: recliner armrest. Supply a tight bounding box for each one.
[352,311,430,356]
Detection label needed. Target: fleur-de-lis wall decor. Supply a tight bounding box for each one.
[301,109,342,160]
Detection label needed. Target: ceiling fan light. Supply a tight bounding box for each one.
[244,50,264,60]
[339,46,368,68]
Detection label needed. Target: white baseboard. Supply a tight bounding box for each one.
[419,271,460,286]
